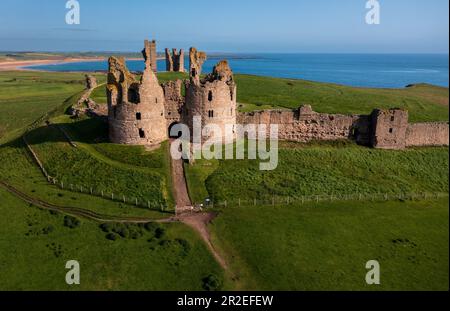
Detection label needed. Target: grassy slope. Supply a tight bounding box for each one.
[0,188,223,290]
[236,75,449,122]
[184,141,449,204]
[210,198,449,290]
[0,71,106,140]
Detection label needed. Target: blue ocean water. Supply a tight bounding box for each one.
[26,53,449,88]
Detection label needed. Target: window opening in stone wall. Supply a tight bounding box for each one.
[136,112,141,120]
[139,128,146,138]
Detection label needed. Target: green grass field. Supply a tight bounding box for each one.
[184,141,449,204]
[0,70,448,290]
[210,198,449,290]
[0,187,223,290]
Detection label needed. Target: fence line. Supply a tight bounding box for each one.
[22,134,167,211]
[195,192,449,209]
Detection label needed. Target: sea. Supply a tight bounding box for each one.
[25,53,449,89]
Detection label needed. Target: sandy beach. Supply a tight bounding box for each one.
[0,57,107,71]
[0,56,165,72]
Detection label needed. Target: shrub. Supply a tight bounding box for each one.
[144,222,159,232]
[202,274,222,291]
[176,238,191,254]
[64,216,80,229]
[99,223,113,233]
[106,233,117,241]
[155,227,165,239]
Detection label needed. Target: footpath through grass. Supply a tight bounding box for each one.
[209,198,449,290]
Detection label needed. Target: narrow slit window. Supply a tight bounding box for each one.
[139,128,145,138]
[136,112,142,120]
[208,91,213,102]
[389,128,394,134]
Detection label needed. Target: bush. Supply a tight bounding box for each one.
[64,216,80,229]
[155,227,165,239]
[106,233,117,241]
[144,222,159,232]
[176,238,191,254]
[202,274,222,291]
[99,223,113,233]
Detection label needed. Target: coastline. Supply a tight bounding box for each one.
[0,57,164,72]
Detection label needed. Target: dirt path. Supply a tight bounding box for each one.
[0,181,174,224]
[168,145,230,271]
[177,212,230,271]
[170,157,192,211]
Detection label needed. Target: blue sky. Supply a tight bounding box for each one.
[0,0,448,53]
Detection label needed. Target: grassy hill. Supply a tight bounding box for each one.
[0,70,448,290]
[210,198,449,290]
[0,187,223,290]
[184,141,449,205]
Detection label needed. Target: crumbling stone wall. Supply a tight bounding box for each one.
[85,74,97,90]
[165,48,185,72]
[237,105,370,143]
[107,51,167,146]
[162,79,185,124]
[188,47,207,81]
[142,39,158,73]
[185,57,237,143]
[370,109,409,149]
[105,42,448,151]
[406,122,449,147]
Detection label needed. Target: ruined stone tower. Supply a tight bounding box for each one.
[165,48,185,72]
[185,48,237,143]
[107,42,167,146]
[142,39,158,73]
[370,108,409,149]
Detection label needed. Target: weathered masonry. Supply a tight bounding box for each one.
[165,48,185,72]
[238,106,449,149]
[107,39,449,150]
[142,39,158,73]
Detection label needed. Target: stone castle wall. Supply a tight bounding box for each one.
[107,51,167,146]
[107,40,448,150]
[165,48,185,72]
[237,105,371,144]
[162,79,184,125]
[406,122,449,147]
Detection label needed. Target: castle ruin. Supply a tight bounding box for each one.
[106,40,449,150]
[142,39,158,73]
[165,48,185,72]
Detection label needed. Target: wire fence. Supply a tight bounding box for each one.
[195,191,449,209]
[22,135,168,212]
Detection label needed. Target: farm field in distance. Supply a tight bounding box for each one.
[0,70,448,290]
